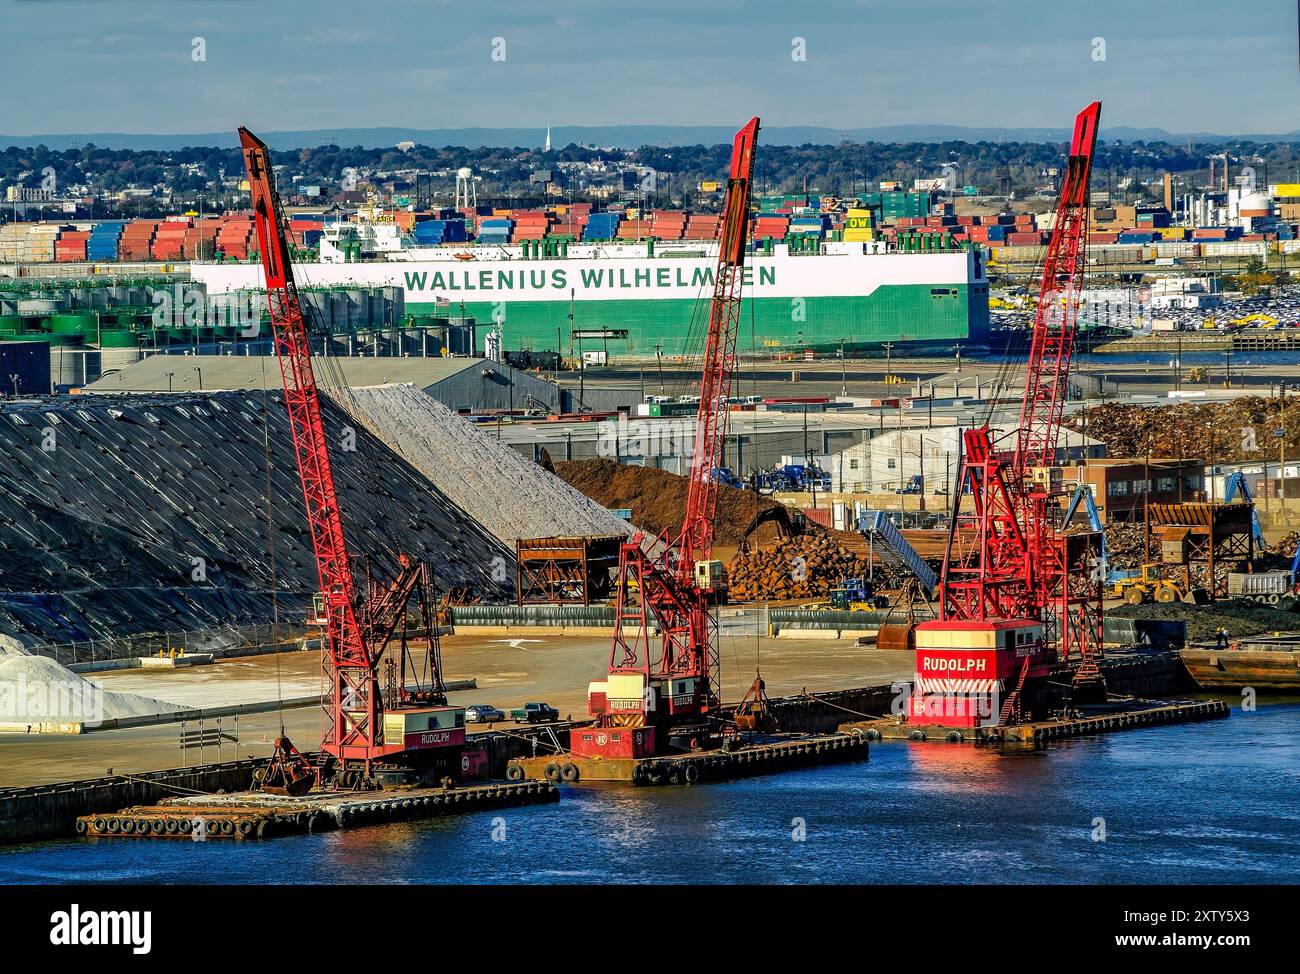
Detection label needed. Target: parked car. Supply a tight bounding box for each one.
[464,704,505,724]
[510,702,560,724]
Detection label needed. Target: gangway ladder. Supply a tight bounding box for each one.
[855,507,937,596]
[998,656,1032,725]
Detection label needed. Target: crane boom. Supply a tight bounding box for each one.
[1014,102,1101,480]
[241,127,379,764]
[678,117,760,576]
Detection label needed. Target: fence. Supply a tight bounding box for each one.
[29,623,309,668]
[450,604,615,627]
[769,608,935,631]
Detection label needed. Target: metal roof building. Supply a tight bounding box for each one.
[83,353,563,414]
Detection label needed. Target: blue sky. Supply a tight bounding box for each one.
[7,0,1298,135]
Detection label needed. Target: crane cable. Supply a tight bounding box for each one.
[257,354,286,736]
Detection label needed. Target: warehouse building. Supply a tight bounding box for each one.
[83,353,563,413]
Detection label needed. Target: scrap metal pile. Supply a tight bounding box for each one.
[1104,522,1160,568]
[1065,396,1296,463]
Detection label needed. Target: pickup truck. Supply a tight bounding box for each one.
[511,702,559,724]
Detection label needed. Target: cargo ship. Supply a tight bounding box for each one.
[191,220,989,359]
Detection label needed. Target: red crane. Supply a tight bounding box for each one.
[920,102,1103,729]
[240,128,460,791]
[572,117,759,760]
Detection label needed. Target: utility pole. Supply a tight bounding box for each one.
[1143,442,1151,569]
[655,341,664,393]
[918,433,926,513]
[839,337,847,397]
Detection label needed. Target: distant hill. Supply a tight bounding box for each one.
[3,124,1299,151]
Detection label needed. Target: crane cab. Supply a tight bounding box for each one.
[694,560,729,603]
[911,619,1045,729]
[382,706,466,751]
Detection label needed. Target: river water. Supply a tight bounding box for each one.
[2,701,1297,885]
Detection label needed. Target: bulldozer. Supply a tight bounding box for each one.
[1110,564,1188,605]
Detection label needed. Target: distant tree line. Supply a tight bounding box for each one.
[3,138,1299,217]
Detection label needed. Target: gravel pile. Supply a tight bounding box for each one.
[332,384,631,545]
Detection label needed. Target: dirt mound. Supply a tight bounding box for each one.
[552,459,776,546]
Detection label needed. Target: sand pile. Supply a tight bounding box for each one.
[333,385,632,544]
[0,647,185,726]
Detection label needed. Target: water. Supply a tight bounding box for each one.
[3,702,1298,885]
[1081,350,1300,368]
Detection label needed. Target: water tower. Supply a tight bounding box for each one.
[455,167,477,211]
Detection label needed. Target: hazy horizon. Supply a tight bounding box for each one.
[5,0,1297,138]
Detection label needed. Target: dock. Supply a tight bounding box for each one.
[842,698,1230,744]
[508,731,869,785]
[77,779,559,840]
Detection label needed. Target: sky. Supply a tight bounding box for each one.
[5,0,1299,137]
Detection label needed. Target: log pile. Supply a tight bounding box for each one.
[727,534,873,602]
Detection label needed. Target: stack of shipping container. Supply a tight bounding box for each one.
[150,218,190,261]
[118,221,156,261]
[215,214,254,260]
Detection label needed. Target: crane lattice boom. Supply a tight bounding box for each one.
[1014,102,1101,480]
[678,117,760,577]
[241,128,380,763]
[592,117,759,741]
